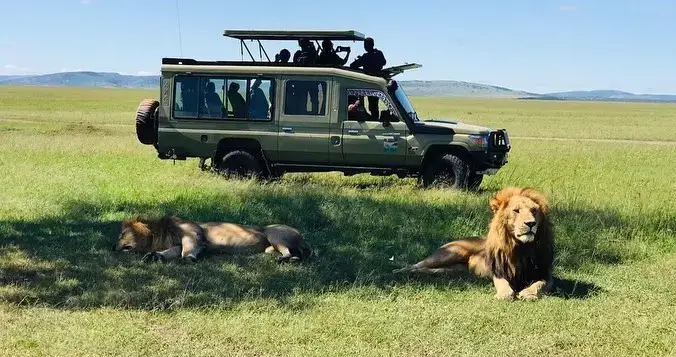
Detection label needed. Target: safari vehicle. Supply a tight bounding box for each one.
[134,29,511,190]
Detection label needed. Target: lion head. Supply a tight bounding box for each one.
[488,187,551,245]
[113,216,153,253]
[113,215,181,254]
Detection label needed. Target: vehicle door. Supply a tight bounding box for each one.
[276,76,333,164]
[340,88,407,167]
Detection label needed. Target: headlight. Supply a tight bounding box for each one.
[469,134,488,149]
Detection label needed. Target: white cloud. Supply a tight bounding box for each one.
[1,64,32,75]
[59,68,84,73]
[136,71,159,76]
[559,5,578,12]
[119,70,159,76]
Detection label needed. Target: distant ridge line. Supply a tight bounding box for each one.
[1,71,675,103]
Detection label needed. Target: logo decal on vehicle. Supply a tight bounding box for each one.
[383,139,398,152]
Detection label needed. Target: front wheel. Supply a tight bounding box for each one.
[420,154,470,189]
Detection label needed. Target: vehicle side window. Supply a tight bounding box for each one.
[248,78,275,120]
[174,76,200,118]
[172,75,274,121]
[345,88,399,122]
[284,80,327,116]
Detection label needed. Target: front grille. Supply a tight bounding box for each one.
[488,129,510,151]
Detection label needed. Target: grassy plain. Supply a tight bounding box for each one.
[0,86,675,356]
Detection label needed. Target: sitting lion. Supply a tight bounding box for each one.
[113,215,312,263]
[393,187,555,301]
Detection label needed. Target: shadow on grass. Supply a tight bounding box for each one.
[0,187,643,310]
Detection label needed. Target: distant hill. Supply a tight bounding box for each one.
[541,89,676,103]
[396,80,538,98]
[0,72,158,89]
[1,71,675,103]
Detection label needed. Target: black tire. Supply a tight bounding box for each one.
[421,154,470,189]
[135,99,159,145]
[216,150,264,179]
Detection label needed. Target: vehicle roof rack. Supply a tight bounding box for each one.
[223,29,366,41]
[160,58,422,80]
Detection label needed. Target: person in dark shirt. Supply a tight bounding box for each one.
[275,49,290,63]
[349,37,386,74]
[349,37,387,119]
[227,82,246,118]
[293,38,319,113]
[317,39,350,66]
[293,38,317,65]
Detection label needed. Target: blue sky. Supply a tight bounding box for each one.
[1,0,675,94]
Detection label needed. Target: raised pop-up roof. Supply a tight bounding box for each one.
[223,29,366,41]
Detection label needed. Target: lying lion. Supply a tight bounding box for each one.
[394,187,555,301]
[113,215,312,263]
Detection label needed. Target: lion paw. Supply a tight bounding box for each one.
[494,291,515,301]
[142,252,165,263]
[517,290,540,301]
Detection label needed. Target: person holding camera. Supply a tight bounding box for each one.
[318,39,351,66]
[349,37,387,120]
[274,49,291,63]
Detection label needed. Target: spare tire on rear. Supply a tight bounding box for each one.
[135,99,159,145]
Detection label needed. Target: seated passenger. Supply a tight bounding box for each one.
[227,82,246,118]
[275,49,291,63]
[249,78,269,119]
[348,99,368,121]
[204,81,223,118]
[318,39,350,66]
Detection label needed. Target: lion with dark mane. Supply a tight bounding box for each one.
[113,215,312,263]
[394,187,555,301]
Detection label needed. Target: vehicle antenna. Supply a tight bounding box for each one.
[175,0,184,57]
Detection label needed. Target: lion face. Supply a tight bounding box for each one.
[504,196,542,243]
[490,187,550,244]
[113,219,152,253]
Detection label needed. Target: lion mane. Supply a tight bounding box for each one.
[114,215,312,263]
[393,187,555,301]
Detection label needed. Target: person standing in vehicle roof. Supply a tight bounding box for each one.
[349,37,387,120]
[317,39,350,66]
[293,38,320,113]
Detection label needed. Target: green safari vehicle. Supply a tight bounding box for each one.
[133,29,511,190]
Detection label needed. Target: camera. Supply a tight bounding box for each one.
[335,46,351,53]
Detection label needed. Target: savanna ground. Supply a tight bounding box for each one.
[0,86,675,356]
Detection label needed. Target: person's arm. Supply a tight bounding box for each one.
[340,48,351,65]
[349,54,364,69]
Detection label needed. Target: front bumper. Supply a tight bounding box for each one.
[472,129,511,174]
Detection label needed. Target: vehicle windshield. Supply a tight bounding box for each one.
[391,84,419,122]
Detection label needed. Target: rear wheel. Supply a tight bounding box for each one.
[421,154,470,189]
[135,99,159,145]
[215,150,264,179]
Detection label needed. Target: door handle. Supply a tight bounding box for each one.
[282,127,294,133]
[347,129,360,135]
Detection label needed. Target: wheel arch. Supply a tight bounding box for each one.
[420,143,471,174]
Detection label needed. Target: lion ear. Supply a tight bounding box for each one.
[489,198,502,213]
[490,187,521,213]
[522,187,550,215]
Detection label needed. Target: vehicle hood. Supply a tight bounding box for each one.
[419,118,492,135]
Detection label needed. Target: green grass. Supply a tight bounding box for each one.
[1,86,675,356]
